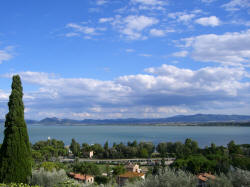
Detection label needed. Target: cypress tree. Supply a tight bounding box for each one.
[0,75,32,183]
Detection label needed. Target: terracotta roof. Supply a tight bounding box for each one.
[197,175,208,182]
[204,173,216,180]
[119,172,145,178]
[197,173,216,182]
[69,172,93,181]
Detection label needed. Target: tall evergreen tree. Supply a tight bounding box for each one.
[0,75,32,183]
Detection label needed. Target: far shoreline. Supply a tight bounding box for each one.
[23,122,250,127]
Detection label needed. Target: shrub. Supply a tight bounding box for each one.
[0,184,39,187]
[229,168,250,187]
[30,168,67,187]
[207,174,233,187]
[124,168,197,187]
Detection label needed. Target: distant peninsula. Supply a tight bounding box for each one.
[1,114,250,126]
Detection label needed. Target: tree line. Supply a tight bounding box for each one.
[30,137,250,175]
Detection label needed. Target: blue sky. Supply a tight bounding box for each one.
[0,0,250,119]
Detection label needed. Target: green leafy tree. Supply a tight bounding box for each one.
[157,143,167,157]
[0,75,32,183]
[70,139,80,157]
[40,162,59,171]
[228,140,242,155]
[113,165,126,176]
[139,148,149,158]
[73,162,100,183]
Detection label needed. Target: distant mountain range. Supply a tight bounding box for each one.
[1,114,250,125]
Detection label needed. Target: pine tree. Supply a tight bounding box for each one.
[0,75,32,183]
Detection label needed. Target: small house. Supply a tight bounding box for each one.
[197,173,216,187]
[89,150,94,158]
[117,172,145,186]
[125,163,141,173]
[69,172,94,184]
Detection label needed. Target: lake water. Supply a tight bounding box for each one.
[0,125,250,147]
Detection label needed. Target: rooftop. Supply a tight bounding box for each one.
[119,172,145,178]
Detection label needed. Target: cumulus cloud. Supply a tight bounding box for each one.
[150,29,165,37]
[0,89,9,101]
[131,0,167,10]
[112,15,159,40]
[0,46,14,64]
[172,50,188,57]
[66,23,96,34]
[99,17,114,23]
[131,0,165,6]
[2,63,250,119]
[180,29,250,65]
[195,16,220,27]
[65,23,106,39]
[168,12,196,24]
[96,0,107,6]
[222,0,250,11]
[201,0,216,3]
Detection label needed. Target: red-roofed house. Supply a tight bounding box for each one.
[117,172,145,186]
[125,163,141,173]
[69,172,94,184]
[197,173,216,187]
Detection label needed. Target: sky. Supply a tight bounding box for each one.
[0,0,250,120]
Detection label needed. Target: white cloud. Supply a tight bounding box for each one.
[65,32,79,37]
[201,0,216,3]
[125,49,135,53]
[131,0,165,5]
[178,14,196,23]
[222,0,250,11]
[96,0,107,6]
[168,12,196,24]
[180,29,250,65]
[150,29,165,37]
[65,23,100,38]
[72,112,92,118]
[139,53,152,57]
[99,17,114,23]
[0,89,9,101]
[66,23,96,34]
[172,50,188,57]
[113,15,159,40]
[131,0,167,10]
[0,46,14,64]
[0,64,250,119]
[3,63,250,119]
[195,16,220,27]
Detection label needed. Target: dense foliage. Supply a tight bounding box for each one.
[30,168,66,187]
[0,184,39,187]
[171,140,250,174]
[73,162,100,176]
[61,138,250,175]
[72,140,155,159]
[32,139,68,162]
[121,168,250,187]
[0,75,32,183]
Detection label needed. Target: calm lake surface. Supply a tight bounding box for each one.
[0,125,250,147]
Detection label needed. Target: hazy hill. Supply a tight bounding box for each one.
[1,114,250,125]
